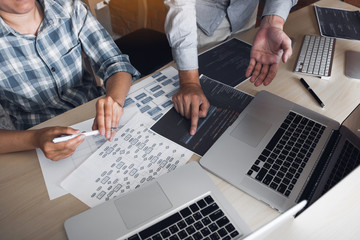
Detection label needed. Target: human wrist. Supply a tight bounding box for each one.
[26,129,42,149]
[178,69,201,87]
[105,94,124,109]
[261,15,285,30]
[115,100,124,109]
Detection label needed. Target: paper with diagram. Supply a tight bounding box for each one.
[61,112,192,207]
[37,66,181,200]
[36,106,139,200]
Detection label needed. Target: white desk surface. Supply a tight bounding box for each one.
[0,0,359,239]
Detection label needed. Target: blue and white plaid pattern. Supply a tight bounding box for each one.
[0,0,140,130]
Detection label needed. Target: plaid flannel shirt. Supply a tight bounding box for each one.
[0,0,140,130]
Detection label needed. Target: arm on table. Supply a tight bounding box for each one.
[0,127,85,161]
[164,0,210,135]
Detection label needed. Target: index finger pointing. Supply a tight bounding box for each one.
[190,103,200,136]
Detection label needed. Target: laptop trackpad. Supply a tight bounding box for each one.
[114,182,172,229]
[230,114,272,147]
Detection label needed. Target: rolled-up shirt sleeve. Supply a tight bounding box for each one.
[76,1,140,83]
[262,0,298,21]
[164,0,199,70]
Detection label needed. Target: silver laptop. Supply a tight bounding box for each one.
[64,162,251,240]
[200,90,360,212]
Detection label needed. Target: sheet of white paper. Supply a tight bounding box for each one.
[37,106,140,200]
[61,112,192,207]
[124,66,179,121]
[37,66,180,200]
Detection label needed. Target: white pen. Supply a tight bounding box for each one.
[52,127,117,143]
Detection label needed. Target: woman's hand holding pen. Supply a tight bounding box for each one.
[36,127,85,161]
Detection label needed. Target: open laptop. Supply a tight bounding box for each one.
[64,161,307,240]
[200,90,360,212]
[64,162,250,240]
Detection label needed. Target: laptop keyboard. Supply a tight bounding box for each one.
[127,195,241,240]
[322,140,360,194]
[247,111,326,197]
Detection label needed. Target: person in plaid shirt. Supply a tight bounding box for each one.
[0,0,140,160]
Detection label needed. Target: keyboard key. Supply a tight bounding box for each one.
[190,203,200,212]
[277,183,287,194]
[197,199,207,208]
[152,233,162,240]
[193,212,202,220]
[128,234,140,240]
[209,223,219,232]
[209,209,224,221]
[186,225,196,235]
[178,230,188,238]
[177,220,187,229]
[201,203,219,216]
[262,174,273,185]
[139,213,181,239]
[216,216,230,227]
[251,165,260,172]
[169,225,179,234]
[266,128,285,151]
[185,216,195,225]
[230,231,240,238]
[193,232,203,240]
[201,227,211,237]
[210,232,220,240]
[225,223,235,233]
[255,168,267,181]
[202,217,211,226]
[205,196,215,204]
[161,229,171,238]
[194,221,204,230]
[180,207,192,218]
[169,235,180,240]
[270,182,278,190]
[218,228,227,237]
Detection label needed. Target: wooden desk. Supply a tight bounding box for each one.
[0,0,359,239]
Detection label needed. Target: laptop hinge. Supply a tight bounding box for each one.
[297,130,341,205]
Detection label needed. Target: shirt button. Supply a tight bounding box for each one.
[51,67,56,72]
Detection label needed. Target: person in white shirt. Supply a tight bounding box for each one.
[164,0,298,135]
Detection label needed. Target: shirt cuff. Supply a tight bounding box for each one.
[102,55,141,86]
[172,47,199,71]
[262,0,297,21]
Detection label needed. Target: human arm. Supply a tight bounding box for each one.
[74,1,139,139]
[164,0,210,135]
[0,127,85,161]
[246,0,297,86]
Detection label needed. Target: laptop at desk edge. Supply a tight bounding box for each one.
[200,90,360,212]
[64,162,251,240]
[65,161,307,240]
